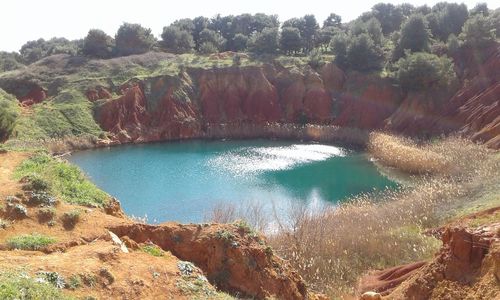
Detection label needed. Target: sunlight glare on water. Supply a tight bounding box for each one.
[210,144,345,176]
[69,140,395,224]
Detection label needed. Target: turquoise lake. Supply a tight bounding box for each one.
[69,140,396,224]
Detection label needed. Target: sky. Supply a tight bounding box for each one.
[1,0,498,52]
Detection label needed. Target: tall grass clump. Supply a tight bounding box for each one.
[14,152,109,207]
[368,132,449,174]
[7,233,57,250]
[267,135,498,296]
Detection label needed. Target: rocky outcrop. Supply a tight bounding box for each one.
[383,223,500,299]
[109,222,312,300]
[19,85,47,107]
[80,43,498,149]
[95,75,201,143]
[86,86,112,101]
[359,261,427,296]
[335,73,402,129]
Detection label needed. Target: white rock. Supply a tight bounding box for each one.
[108,231,129,253]
[360,291,382,300]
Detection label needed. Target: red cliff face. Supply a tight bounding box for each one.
[303,70,332,124]
[95,76,201,143]
[97,83,148,142]
[19,86,47,107]
[90,45,499,148]
[334,73,403,129]
[198,67,281,124]
[86,86,112,102]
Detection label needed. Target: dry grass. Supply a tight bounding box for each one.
[368,133,449,174]
[207,133,499,297]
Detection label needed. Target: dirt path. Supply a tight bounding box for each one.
[0,152,28,198]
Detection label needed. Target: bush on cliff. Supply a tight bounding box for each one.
[248,27,280,54]
[19,38,80,65]
[395,52,456,92]
[0,51,24,72]
[14,152,109,207]
[346,33,384,72]
[393,14,431,60]
[0,89,19,142]
[460,14,497,47]
[115,23,156,56]
[161,26,195,54]
[82,29,115,58]
[11,89,102,141]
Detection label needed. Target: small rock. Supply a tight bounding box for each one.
[99,268,115,285]
[177,261,196,276]
[360,291,382,300]
[7,203,28,218]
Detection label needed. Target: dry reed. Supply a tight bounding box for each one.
[207,133,499,297]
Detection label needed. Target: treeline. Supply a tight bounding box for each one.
[1,2,499,91]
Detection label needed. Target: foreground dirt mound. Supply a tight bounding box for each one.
[110,223,313,300]
[365,223,500,300]
[359,261,427,296]
[0,152,319,299]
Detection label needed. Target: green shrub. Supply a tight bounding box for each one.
[308,49,325,69]
[67,274,82,290]
[15,153,109,207]
[0,219,10,229]
[161,26,194,54]
[28,191,58,207]
[393,14,430,60]
[215,230,235,242]
[82,29,114,58]
[347,33,384,72]
[115,23,156,56]
[0,89,19,142]
[460,14,496,46]
[234,220,258,238]
[61,209,82,229]
[141,244,165,257]
[37,207,56,222]
[12,89,103,141]
[0,271,73,300]
[7,233,57,250]
[35,271,66,289]
[396,52,457,92]
[22,173,51,192]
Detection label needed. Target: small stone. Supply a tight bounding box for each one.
[108,231,129,253]
[360,291,382,300]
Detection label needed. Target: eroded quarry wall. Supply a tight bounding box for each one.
[87,45,499,148]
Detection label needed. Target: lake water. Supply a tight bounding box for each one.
[69,140,396,224]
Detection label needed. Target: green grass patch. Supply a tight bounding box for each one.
[6,233,57,250]
[141,244,165,257]
[14,152,109,207]
[469,210,500,228]
[0,271,74,300]
[12,89,103,142]
[0,88,20,142]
